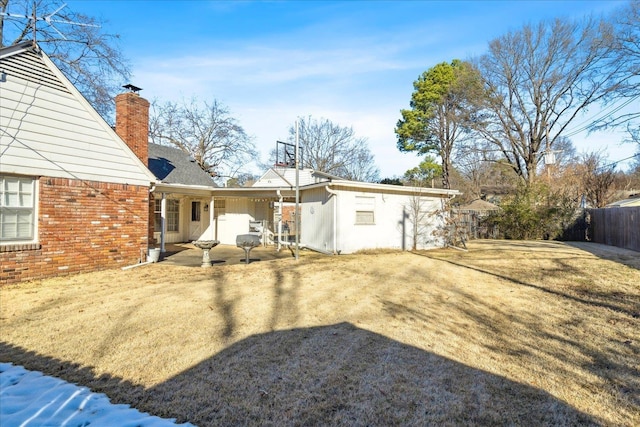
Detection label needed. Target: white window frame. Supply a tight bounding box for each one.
[355,195,375,225]
[0,175,37,243]
[214,199,226,218]
[154,198,162,232]
[165,199,180,232]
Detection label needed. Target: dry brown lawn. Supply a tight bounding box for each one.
[1,240,638,426]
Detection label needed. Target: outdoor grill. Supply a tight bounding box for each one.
[236,234,261,264]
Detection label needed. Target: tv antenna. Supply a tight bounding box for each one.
[1,2,100,45]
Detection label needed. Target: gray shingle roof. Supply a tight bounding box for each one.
[148,143,217,187]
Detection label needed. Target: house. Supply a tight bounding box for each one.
[454,199,500,240]
[245,167,460,253]
[1,42,156,284]
[147,142,218,248]
[1,41,461,285]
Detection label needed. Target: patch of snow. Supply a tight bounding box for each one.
[0,363,194,427]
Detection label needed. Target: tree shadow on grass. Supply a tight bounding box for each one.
[0,323,599,426]
[565,241,640,270]
[414,251,640,318]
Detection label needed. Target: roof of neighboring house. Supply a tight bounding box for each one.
[606,196,640,208]
[252,167,343,188]
[0,41,155,186]
[457,199,500,211]
[148,143,217,187]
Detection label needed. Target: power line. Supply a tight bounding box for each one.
[562,95,640,138]
[601,152,640,171]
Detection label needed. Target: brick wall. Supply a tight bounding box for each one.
[115,91,149,167]
[1,177,149,285]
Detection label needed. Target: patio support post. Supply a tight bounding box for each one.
[209,195,215,240]
[160,192,166,253]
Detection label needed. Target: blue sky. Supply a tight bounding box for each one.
[58,1,635,177]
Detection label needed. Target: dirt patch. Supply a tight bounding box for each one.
[1,240,638,426]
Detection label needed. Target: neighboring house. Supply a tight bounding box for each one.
[0,42,156,284]
[454,199,500,240]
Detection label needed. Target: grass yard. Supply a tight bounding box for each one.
[1,240,638,426]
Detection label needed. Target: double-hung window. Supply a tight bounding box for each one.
[154,198,180,232]
[1,176,36,241]
[166,199,180,232]
[355,196,375,225]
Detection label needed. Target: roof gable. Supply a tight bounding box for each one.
[0,42,155,185]
[253,167,340,188]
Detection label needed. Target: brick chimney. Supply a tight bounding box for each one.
[115,90,149,167]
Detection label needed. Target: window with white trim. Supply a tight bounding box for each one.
[154,198,180,232]
[355,195,375,225]
[166,199,180,232]
[1,176,36,241]
[214,199,226,217]
[154,199,161,231]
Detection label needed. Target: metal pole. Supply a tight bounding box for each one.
[160,193,166,253]
[295,119,300,261]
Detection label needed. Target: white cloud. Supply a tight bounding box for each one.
[125,0,636,180]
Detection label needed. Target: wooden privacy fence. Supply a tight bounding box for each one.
[454,209,499,240]
[588,207,640,252]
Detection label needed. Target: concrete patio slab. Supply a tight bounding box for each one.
[156,243,298,267]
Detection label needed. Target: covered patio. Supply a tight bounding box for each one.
[156,243,303,267]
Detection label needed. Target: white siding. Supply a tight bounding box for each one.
[335,189,444,253]
[216,198,253,245]
[300,187,335,253]
[252,168,330,188]
[0,48,153,186]
[252,169,291,187]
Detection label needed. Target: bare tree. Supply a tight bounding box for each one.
[580,151,617,207]
[287,116,380,182]
[149,98,257,182]
[474,17,623,184]
[591,0,640,132]
[405,194,432,250]
[1,0,130,119]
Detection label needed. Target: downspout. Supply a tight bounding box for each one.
[276,189,283,252]
[214,195,218,240]
[148,184,157,259]
[325,185,338,254]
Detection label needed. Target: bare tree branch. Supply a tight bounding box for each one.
[149,98,257,183]
[474,17,622,183]
[285,116,380,182]
[1,0,131,119]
